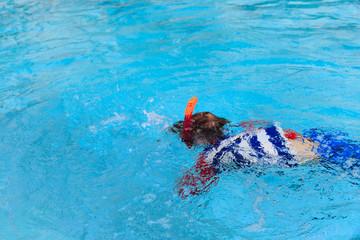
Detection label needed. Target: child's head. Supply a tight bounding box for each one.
[171,112,230,146]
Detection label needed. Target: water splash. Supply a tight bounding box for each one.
[141,110,170,129]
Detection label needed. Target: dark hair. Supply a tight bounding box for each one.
[170,112,230,146]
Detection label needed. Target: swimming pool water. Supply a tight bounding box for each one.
[1,0,360,239]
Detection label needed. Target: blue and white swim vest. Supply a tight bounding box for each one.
[203,124,298,171]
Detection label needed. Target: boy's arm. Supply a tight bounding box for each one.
[176,154,219,198]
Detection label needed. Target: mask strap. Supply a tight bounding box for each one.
[182,97,198,148]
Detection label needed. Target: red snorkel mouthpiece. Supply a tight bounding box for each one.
[182,97,198,148]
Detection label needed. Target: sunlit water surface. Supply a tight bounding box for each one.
[1,0,360,239]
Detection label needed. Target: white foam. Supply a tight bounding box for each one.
[143,193,157,203]
[244,195,268,232]
[89,125,97,134]
[100,112,127,126]
[141,110,169,129]
[148,218,170,229]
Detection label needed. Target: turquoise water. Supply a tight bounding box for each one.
[1,0,360,239]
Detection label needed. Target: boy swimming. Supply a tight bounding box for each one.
[172,97,360,197]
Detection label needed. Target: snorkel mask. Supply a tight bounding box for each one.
[182,97,198,148]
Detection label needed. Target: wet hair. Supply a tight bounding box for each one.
[170,112,230,146]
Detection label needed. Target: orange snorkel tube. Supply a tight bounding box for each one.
[182,97,198,148]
